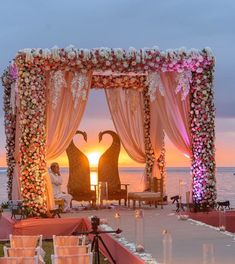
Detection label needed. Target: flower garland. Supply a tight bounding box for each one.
[1,68,16,200]
[190,64,216,207]
[91,74,146,91]
[143,84,155,187]
[143,83,166,190]
[157,137,166,193]
[16,62,48,216]
[16,46,214,73]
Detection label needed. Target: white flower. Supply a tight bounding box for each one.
[114,48,124,60]
[42,48,51,59]
[51,46,60,61]
[67,51,76,60]
[22,48,34,62]
[196,68,203,73]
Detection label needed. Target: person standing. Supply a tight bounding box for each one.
[49,162,72,212]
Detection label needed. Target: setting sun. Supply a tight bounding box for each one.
[87,151,101,167]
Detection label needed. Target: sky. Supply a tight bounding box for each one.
[0,0,234,167]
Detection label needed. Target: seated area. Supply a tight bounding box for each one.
[128,178,164,209]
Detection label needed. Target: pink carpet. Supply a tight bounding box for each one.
[188,210,235,232]
[0,213,87,239]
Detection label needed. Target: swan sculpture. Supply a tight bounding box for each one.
[98,130,121,193]
[66,130,95,204]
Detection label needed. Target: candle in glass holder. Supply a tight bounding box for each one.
[219,208,226,232]
[114,212,121,238]
[135,209,145,252]
[203,243,215,264]
[162,229,172,264]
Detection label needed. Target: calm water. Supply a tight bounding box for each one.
[0,167,235,206]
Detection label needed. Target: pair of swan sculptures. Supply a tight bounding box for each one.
[66,130,125,204]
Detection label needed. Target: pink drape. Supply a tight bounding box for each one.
[45,71,92,209]
[105,88,164,186]
[105,88,146,163]
[149,108,164,179]
[153,72,191,156]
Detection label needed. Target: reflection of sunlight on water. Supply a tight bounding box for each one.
[90,171,98,190]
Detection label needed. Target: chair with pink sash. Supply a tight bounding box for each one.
[52,235,86,252]
[3,247,40,258]
[54,245,91,256]
[0,256,39,264]
[51,253,93,264]
[9,235,42,248]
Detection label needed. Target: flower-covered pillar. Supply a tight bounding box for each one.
[190,62,216,207]
[143,84,155,189]
[16,58,48,216]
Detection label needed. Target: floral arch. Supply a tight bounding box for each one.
[1,46,216,216]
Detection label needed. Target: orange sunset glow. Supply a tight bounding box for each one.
[87,151,101,168]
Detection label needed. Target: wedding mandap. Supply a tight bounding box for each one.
[1,46,216,216]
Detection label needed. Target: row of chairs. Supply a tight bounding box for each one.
[0,235,93,264]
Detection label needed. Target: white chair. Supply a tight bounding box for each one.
[3,246,40,257]
[9,235,43,248]
[51,253,93,264]
[0,256,39,264]
[52,235,85,252]
[54,245,91,256]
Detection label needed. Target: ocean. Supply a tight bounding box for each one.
[0,167,235,207]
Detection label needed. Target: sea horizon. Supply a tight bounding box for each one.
[0,166,234,170]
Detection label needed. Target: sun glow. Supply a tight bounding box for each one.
[87,151,101,167]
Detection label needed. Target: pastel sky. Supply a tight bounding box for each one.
[0,0,234,167]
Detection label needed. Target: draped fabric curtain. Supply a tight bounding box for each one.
[105,88,146,163]
[153,72,192,157]
[149,106,164,179]
[45,71,92,209]
[105,87,165,187]
[105,88,148,189]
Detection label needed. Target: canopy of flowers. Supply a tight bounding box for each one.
[1,46,216,215]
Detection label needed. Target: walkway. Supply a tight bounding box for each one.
[65,205,235,264]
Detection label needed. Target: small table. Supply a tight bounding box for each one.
[128,192,163,209]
